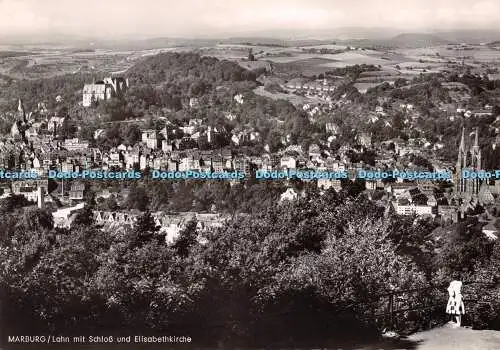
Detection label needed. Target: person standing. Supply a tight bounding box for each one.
[446,280,465,327]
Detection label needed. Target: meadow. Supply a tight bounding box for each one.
[0,41,499,87]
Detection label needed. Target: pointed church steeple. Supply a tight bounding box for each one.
[457,127,466,169]
[459,127,465,152]
[471,127,481,170]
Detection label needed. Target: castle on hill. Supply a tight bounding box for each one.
[82,76,129,107]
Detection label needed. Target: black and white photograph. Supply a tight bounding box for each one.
[0,0,500,349]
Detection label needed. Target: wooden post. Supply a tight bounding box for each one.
[388,294,394,329]
[0,297,3,348]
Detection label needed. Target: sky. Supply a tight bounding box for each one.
[0,0,499,39]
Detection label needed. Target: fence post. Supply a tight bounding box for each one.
[0,297,3,349]
[388,294,394,329]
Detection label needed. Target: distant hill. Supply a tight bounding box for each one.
[219,37,340,48]
[2,28,499,50]
[220,37,289,47]
[90,37,219,50]
[340,38,389,49]
[436,30,500,44]
[337,33,453,49]
[222,27,399,41]
[384,33,453,48]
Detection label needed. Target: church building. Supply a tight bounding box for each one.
[11,99,28,141]
[454,127,482,197]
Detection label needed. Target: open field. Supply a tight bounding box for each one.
[273,57,343,76]
[251,44,500,76]
[0,51,38,58]
[0,49,129,79]
[299,44,348,50]
[252,85,322,106]
[354,82,387,93]
[398,45,500,62]
[0,42,499,83]
[0,45,188,79]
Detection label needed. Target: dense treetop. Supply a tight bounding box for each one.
[1,188,498,346]
[127,52,257,85]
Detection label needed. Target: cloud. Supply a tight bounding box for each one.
[0,0,50,33]
[0,0,499,37]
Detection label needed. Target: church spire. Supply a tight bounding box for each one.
[457,127,466,169]
[471,127,481,170]
[459,127,465,153]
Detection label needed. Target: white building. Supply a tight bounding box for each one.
[280,156,297,169]
[63,138,89,151]
[141,129,158,149]
[53,203,86,228]
[280,188,298,202]
[234,94,244,104]
[393,201,435,216]
[318,179,342,191]
[82,77,129,107]
[189,98,200,108]
[482,223,498,241]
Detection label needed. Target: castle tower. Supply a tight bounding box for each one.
[18,98,26,123]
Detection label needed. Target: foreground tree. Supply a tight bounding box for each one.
[127,211,163,248]
[173,219,198,258]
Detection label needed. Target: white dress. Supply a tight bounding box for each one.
[446,293,465,315]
